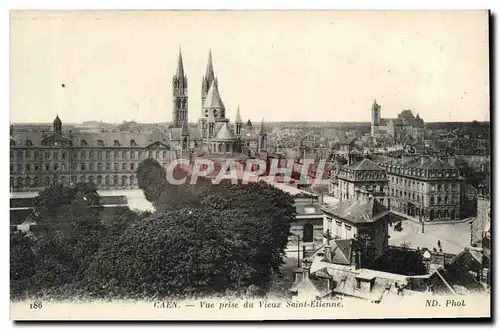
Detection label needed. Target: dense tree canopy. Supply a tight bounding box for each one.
[11,158,297,300]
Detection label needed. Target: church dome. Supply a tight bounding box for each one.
[214,122,236,141]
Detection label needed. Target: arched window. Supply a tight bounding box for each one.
[105,175,110,185]
[130,175,135,186]
[122,175,127,186]
[176,99,181,108]
[113,175,118,185]
[436,210,442,219]
[97,175,102,185]
[451,209,456,220]
[303,223,314,243]
[430,210,435,220]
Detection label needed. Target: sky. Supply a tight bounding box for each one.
[10,10,490,124]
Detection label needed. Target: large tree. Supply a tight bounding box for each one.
[84,178,296,299]
[12,160,296,300]
[136,158,169,204]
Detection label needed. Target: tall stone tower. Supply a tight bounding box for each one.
[370,99,381,137]
[258,118,268,153]
[172,48,188,128]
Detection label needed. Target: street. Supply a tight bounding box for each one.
[389,219,473,255]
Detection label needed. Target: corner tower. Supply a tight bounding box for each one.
[172,48,188,128]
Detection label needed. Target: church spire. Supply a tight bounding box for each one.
[172,47,188,129]
[235,105,242,124]
[201,49,218,109]
[176,46,185,78]
[205,49,215,84]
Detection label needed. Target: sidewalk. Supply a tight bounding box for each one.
[391,210,474,226]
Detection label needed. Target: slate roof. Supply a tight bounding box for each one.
[202,80,225,109]
[11,130,170,148]
[321,196,389,224]
[213,123,237,141]
[345,158,385,172]
[398,109,415,119]
[379,118,403,126]
[402,157,458,170]
[10,122,206,147]
[240,129,259,141]
[170,128,203,141]
[323,239,352,265]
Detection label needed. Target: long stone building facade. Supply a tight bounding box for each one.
[10,49,265,192]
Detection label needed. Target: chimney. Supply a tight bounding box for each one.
[324,245,332,263]
[355,189,361,201]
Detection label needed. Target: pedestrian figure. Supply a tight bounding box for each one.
[437,240,441,248]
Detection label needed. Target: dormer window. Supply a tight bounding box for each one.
[130,139,137,147]
[114,140,120,147]
[80,140,88,147]
[25,139,32,147]
[97,139,104,147]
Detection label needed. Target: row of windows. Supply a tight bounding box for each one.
[10,150,171,161]
[389,177,459,192]
[15,139,142,148]
[394,204,458,220]
[390,188,459,205]
[388,166,458,179]
[11,175,137,188]
[10,162,156,173]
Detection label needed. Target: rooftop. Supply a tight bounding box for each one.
[322,195,389,224]
[345,158,385,171]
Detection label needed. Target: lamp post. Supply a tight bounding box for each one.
[469,221,474,246]
[290,233,302,267]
